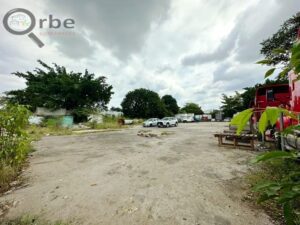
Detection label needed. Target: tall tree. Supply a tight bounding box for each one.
[6,60,113,121]
[121,88,167,118]
[110,107,122,112]
[260,12,300,66]
[180,103,204,114]
[220,92,243,118]
[161,95,179,115]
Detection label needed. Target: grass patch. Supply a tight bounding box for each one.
[0,163,19,193]
[88,116,127,130]
[27,125,72,141]
[246,159,300,224]
[0,215,69,225]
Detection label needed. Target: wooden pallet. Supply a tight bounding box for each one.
[214,133,257,150]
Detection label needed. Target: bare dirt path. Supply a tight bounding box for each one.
[0,123,273,225]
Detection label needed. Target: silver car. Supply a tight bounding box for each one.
[143,118,159,127]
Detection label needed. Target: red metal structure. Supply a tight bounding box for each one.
[253,84,291,121]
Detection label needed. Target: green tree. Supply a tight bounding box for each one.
[161,95,179,115]
[260,12,300,66]
[220,92,243,118]
[6,60,113,121]
[110,107,122,112]
[240,87,256,109]
[121,88,167,118]
[180,103,204,114]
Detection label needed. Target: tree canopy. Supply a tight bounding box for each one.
[260,12,300,66]
[121,88,167,118]
[6,60,113,121]
[161,95,179,115]
[180,103,204,115]
[220,92,244,118]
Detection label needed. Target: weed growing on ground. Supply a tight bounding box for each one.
[0,215,70,225]
[246,158,300,224]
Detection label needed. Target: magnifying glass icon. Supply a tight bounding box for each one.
[3,8,44,48]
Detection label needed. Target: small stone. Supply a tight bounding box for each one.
[12,201,19,207]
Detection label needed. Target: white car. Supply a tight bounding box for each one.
[143,118,159,127]
[157,117,178,128]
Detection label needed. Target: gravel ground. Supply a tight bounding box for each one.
[0,122,273,225]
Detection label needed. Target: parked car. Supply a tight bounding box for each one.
[157,117,178,128]
[143,118,159,127]
[224,117,231,122]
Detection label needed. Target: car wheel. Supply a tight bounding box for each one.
[150,123,152,127]
[166,123,170,128]
[175,122,178,127]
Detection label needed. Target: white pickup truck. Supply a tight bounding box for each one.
[157,117,178,128]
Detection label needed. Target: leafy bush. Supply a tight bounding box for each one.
[252,151,300,225]
[0,104,31,192]
[232,107,300,224]
[0,104,31,165]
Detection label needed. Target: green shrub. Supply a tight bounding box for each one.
[251,151,300,225]
[0,104,31,165]
[0,104,31,193]
[41,117,63,128]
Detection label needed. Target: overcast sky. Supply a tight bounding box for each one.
[1,0,300,111]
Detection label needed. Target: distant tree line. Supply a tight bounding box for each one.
[6,61,206,121]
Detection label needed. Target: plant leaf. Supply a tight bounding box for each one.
[265,68,276,78]
[256,59,273,65]
[258,111,268,134]
[230,108,253,135]
[251,151,295,163]
[283,202,296,225]
[272,48,286,54]
[279,67,291,78]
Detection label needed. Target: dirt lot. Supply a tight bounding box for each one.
[0,123,273,225]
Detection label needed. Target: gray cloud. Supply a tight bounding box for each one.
[182,29,239,66]
[182,0,300,66]
[48,31,95,59]
[44,0,171,60]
